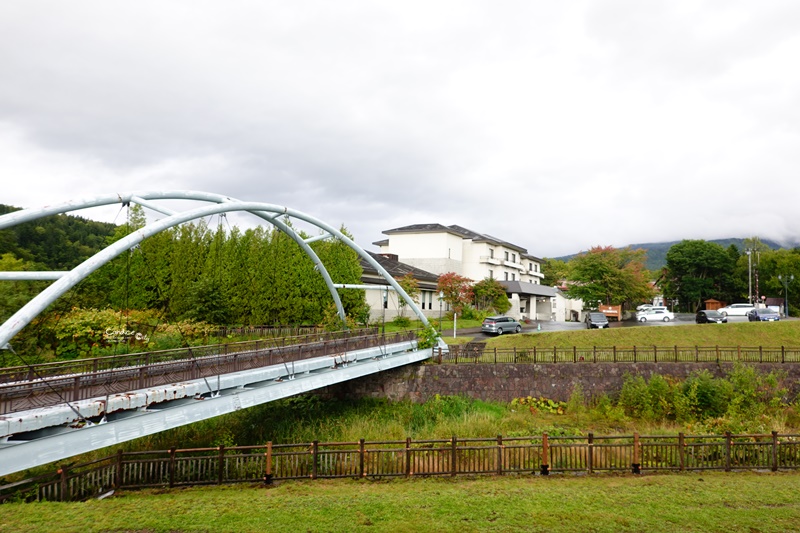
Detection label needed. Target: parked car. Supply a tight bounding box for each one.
[717,303,755,317]
[747,308,781,322]
[585,312,609,329]
[636,303,654,311]
[696,310,727,324]
[481,316,522,335]
[636,308,675,322]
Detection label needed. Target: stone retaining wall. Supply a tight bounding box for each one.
[320,362,800,403]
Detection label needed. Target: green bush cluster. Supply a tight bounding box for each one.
[617,363,789,427]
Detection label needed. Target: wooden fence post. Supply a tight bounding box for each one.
[724,432,732,472]
[406,437,412,477]
[494,347,497,364]
[679,433,685,472]
[359,439,366,478]
[169,447,176,488]
[311,441,318,479]
[533,346,537,363]
[587,433,594,474]
[513,347,517,363]
[633,346,636,363]
[115,449,124,490]
[264,442,273,484]
[674,345,678,362]
[450,436,457,477]
[541,433,549,475]
[632,433,641,474]
[59,466,68,502]
[218,445,225,485]
[497,435,504,476]
[771,431,778,472]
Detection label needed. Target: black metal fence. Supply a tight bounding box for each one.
[439,344,800,364]
[3,431,799,503]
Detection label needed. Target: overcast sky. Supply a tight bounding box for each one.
[2,1,799,258]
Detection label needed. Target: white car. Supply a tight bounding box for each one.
[636,308,675,322]
[717,303,755,317]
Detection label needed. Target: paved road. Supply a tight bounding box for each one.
[462,314,783,337]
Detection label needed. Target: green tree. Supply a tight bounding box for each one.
[472,277,511,314]
[662,240,734,312]
[542,258,570,287]
[396,273,420,317]
[565,246,653,308]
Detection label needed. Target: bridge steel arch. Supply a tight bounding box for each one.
[0,191,434,350]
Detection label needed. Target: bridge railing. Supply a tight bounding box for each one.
[4,431,799,502]
[0,328,377,383]
[438,344,800,364]
[0,329,416,415]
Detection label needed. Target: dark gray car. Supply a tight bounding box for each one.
[585,312,609,329]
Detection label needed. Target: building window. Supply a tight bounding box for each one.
[504,272,509,280]
[512,253,516,263]
[489,269,493,279]
[489,249,494,258]
[512,273,516,280]
[504,251,509,261]
[529,262,533,271]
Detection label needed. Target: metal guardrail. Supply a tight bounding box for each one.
[0,330,414,415]
[438,345,800,364]
[3,431,799,502]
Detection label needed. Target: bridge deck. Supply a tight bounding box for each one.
[0,335,432,477]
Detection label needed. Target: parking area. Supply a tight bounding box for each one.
[473,313,777,336]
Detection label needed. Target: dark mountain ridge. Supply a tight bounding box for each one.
[555,238,791,271]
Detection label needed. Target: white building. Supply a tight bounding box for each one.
[373,224,564,321]
[359,251,442,323]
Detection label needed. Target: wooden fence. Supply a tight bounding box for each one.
[3,431,800,503]
[439,345,800,364]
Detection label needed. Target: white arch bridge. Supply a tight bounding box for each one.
[0,191,446,477]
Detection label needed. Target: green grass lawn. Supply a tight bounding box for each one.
[468,320,800,349]
[3,472,800,533]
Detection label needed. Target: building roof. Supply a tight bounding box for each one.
[360,251,439,288]
[382,223,537,258]
[498,281,557,297]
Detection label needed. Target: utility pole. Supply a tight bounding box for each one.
[779,274,794,317]
[746,249,753,304]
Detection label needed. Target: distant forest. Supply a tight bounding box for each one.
[555,238,787,271]
[0,204,117,270]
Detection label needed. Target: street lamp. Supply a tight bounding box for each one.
[382,287,388,335]
[438,290,444,332]
[778,274,794,317]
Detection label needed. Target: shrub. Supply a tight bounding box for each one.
[392,316,411,328]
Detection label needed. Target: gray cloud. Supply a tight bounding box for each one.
[2,1,799,259]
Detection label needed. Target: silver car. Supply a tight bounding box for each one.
[717,303,755,317]
[481,316,522,335]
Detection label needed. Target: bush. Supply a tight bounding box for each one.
[391,316,411,328]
